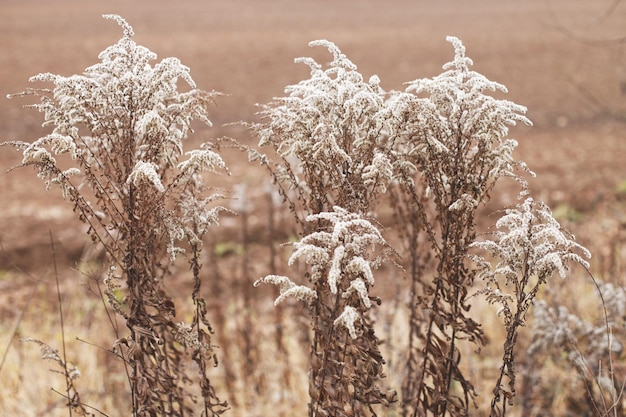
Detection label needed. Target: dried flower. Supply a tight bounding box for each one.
[254,274,318,306]
[256,206,388,310]
[474,197,591,286]
[254,39,393,215]
[126,160,165,192]
[334,306,361,339]
[177,144,228,176]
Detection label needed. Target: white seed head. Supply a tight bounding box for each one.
[334,306,361,339]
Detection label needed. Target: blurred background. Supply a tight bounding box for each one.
[1,0,624,268]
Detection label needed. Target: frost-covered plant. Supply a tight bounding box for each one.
[471,197,591,416]
[252,39,394,221]
[3,15,228,416]
[255,207,396,416]
[251,40,399,417]
[383,36,533,416]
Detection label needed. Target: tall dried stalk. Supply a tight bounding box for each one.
[387,180,432,416]
[251,40,397,416]
[3,15,228,416]
[471,197,592,416]
[384,37,533,416]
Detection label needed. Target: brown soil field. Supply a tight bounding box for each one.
[0,0,625,416]
[0,0,624,271]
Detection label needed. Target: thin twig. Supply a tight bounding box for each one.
[0,242,44,377]
[50,387,110,417]
[585,266,624,417]
[50,231,72,417]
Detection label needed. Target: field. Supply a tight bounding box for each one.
[0,0,625,416]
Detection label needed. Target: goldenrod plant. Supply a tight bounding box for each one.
[252,41,398,416]
[471,197,591,416]
[384,36,533,416]
[4,15,228,416]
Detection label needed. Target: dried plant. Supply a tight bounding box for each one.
[384,36,532,416]
[3,15,228,416]
[251,40,398,416]
[23,338,93,416]
[252,39,395,223]
[255,207,396,416]
[520,278,625,416]
[471,197,592,416]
